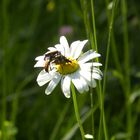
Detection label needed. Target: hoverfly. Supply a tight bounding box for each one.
[44,50,71,72]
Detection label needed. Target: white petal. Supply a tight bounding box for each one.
[61,75,71,98]
[89,62,102,67]
[92,73,102,80]
[55,44,65,56]
[37,70,53,86]
[35,55,44,61]
[47,47,57,51]
[70,40,88,59]
[80,76,89,92]
[60,36,70,57]
[71,72,88,93]
[82,76,96,88]
[80,62,102,70]
[80,63,103,77]
[70,40,80,57]
[79,63,92,73]
[85,134,93,139]
[92,67,103,76]
[80,61,101,74]
[79,69,97,88]
[78,50,101,64]
[73,40,88,59]
[34,60,45,67]
[71,75,84,93]
[45,73,61,95]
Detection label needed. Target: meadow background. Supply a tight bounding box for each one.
[0,0,140,140]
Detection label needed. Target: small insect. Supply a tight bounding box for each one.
[44,50,71,72]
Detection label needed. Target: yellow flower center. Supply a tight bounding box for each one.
[55,57,79,75]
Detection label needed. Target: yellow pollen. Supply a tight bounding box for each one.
[55,58,79,75]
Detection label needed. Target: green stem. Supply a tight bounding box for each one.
[90,0,98,51]
[105,0,122,77]
[121,0,132,138]
[90,0,109,139]
[81,0,99,138]
[80,0,95,50]
[90,1,107,139]
[103,0,117,96]
[102,0,117,139]
[80,0,90,40]
[89,89,94,137]
[97,82,103,140]
[71,83,85,140]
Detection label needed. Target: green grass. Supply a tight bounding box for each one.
[0,0,140,140]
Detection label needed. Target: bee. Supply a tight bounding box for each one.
[44,50,71,72]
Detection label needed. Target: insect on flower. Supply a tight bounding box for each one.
[34,36,103,98]
[44,50,71,72]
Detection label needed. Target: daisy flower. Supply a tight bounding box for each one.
[34,36,102,98]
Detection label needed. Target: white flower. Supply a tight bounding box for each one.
[34,36,102,98]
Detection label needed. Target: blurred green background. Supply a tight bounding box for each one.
[0,0,140,140]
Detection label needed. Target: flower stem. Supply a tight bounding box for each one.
[121,0,132,138]
[102,0,117,139]
[71,83,85,140]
